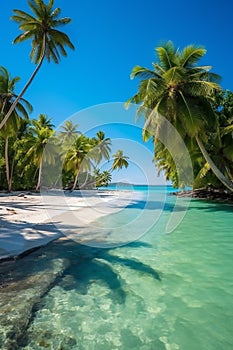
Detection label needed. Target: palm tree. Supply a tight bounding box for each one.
[111,149,129,171]
[31,113,54,130]
[27,115,55,191]
[0,0,74,130]
[93,130,112,164]
[63,135,94,191]
[126,41,233,191]
[153,140,179,187]
[215,90,233,180]
[58,120,80,144]
[95,169,112,188]
[0,66,32,191]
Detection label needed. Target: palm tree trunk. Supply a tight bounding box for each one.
[5,136,11,192]
[9,150,16,192]
[54,174,62,187]
[0,36,46,130]
[35,160,43,192]
[196,136,233,191]
[71,171,79,191]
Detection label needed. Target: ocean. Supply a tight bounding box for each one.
[0,185,233,349]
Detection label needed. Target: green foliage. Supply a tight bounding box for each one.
[127,41,233,190]
[0,0,74,131]
[95,169,112,188]
[11,0,75,64]
[0,115,130,190]
[0,2,131,191]
[111,150,129,171]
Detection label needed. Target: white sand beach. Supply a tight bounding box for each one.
[0,189,136,260]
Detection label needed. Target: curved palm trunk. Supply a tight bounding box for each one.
[35,160,43,192]
[71,171,79,191]
[0,36,46,130]
[5,136,11,192]
[196,136,233,192]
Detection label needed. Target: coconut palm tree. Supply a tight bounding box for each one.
[93,131,112,164]
[0,66,32,191]
[27,114,55,191]
[0,0,74,130]
[58,120,80,144]
[31,113,54,130]
[126,41,233,191]
[95,169,112,188]
[63,135,94,191]
[111,149,129,171]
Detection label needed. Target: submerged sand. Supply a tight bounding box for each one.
[0,189,135,260]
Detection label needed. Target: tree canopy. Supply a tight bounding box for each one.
[126,41,233,191]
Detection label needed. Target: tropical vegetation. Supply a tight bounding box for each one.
[0,0,74,130]
[126,41,233,191]
[0,0,129,192]
[0,0,232,194]
[0,111,129,191]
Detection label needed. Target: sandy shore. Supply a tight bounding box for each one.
[0,189,136,260]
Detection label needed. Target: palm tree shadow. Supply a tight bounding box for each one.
[102,252,161,281]
[61,255,127,304]
[0,238,161,308]
[55,240,161,305]
[0,238,161,348]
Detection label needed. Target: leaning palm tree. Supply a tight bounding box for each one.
[0,66,32,191]
[95,169,112,188]
[126,41,233,191]
[93,131,112,164]
[111,149,129,171]
[0,0,74,130]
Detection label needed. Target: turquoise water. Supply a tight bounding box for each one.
[0,186,233,349]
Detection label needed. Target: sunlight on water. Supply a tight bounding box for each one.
[0,187,233,349]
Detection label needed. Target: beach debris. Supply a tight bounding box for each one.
[17,193,26,197]
[6,208,17,214]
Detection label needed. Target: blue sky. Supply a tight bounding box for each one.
[1,0,233,184]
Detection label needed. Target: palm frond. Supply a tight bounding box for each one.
[130,66,158,80]
[13,31,33,44]
[12,0,74,64]
[156,46,172,69]
[152,63,165,75]
[28,0,44,19]
[53,17,72,26]
[181,46,206,67]
[48,0,55,12]
[163,66,185,84]
[221,124,233,136]
[194,162,210,187]
[11,9,36,22]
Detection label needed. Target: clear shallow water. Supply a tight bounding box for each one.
[0,187,233,349]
